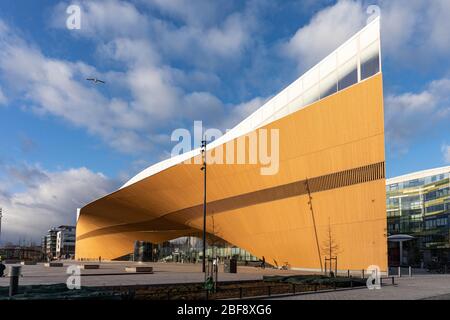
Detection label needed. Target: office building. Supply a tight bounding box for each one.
[387,166,450,267]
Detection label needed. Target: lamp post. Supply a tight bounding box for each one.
[201,139,207,274]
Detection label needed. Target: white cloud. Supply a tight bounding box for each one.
[379,0,450,64]
[283,0,366,69]
[143,0,232,27]
[0,35,149,153]
[98,38,160,67]
[0,86,7,105]
[223,96,270,129]
[385,78,450,153]
[283,0,450,70]
[148,11,253,67]
[0,17,271,158]
[0,20,184,153]
[182,92,225,126]
[442,144,450,164]
[53,0,254,66]
[0,165,116,243]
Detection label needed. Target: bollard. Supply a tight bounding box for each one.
[409,266,412,277]
[9,266,22,297]
[398,266,401,277]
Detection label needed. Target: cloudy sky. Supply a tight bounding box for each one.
[0,0,449,243]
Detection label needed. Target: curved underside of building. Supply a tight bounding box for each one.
[76,19,388,272]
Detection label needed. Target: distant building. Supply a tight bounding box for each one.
[41,236,47,255]
[43,225,76,259]
[44,228,59,258]
[56,226,76,258]
[386,166,450,267]
[0,245,42,262]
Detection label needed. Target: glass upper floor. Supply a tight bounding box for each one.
[386,168,450,219]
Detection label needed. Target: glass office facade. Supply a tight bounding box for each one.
[156,237,259,264]
[386,168,450,267]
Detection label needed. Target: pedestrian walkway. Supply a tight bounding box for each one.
[268,275,450,300]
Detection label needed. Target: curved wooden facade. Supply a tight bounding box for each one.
[76,72,387,272]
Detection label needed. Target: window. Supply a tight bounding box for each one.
[426,204,445,214]
[303,84,319,106]
[320,73,337,99]
[425,217,448,229]
[425,187,449,201]
[436,217,448,227]
[360,41,380,80]
[388,183,399,191]
[338,57,358,91]
[404,179,423,188]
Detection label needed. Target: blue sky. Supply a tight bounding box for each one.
[0,0,449,243]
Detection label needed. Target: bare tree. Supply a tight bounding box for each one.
[321,217,340,276]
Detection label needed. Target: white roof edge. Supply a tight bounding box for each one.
[386,166,450,185]
[121,18,381,189]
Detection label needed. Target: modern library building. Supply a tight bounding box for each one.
[76,18,387,273]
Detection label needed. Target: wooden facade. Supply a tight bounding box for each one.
[76,73,387,272]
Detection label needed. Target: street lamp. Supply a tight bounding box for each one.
[201,139,207,274]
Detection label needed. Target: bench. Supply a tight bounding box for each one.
[44,262,64,267]
[125,266,153,273]
[4,260,20,264]
[81,264,100,270]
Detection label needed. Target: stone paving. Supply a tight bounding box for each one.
[0,261,302,287]
[3,261,450,300]
[268,275,450,300]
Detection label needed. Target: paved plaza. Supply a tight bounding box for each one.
[0,261,301,287]
[2,261,450,300]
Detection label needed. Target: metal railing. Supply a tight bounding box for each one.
[119,280,369,300]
